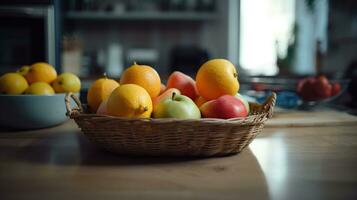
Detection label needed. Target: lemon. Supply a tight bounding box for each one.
[25,62,57,84]
[16,65,30,76]
[87,77,119,113]
[25,82,55,95]
[52,72,81,93]
[0,73,29,94]
[107,84,153,118]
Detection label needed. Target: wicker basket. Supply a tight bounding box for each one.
[65,92,276,157]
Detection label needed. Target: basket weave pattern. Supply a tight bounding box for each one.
[65,93,276,156]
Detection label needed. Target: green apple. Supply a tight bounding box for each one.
[235,93,250,113]
[153,92,201,119]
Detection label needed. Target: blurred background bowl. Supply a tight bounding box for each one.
[297,79,350,110]
[0,93,79,130]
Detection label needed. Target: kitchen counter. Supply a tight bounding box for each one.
[1,111,357,200]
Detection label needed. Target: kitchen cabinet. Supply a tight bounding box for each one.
[61,0,237,77]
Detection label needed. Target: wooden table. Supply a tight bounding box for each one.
[1,111,357,200]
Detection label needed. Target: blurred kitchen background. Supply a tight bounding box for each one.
[1,0,357,111]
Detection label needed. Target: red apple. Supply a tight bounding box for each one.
[160,83,166,95]
[235,93,250,113]
[314,75,331,99]
[166,71,199,100]
[200,95,248,119]
[299,78,317,101]
[297,78,306,94]
[96,99,108,115]
[331,82,341,96]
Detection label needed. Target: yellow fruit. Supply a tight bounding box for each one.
[87,77,119,113]
[107,84,152,118]
[25,82,55,95]
[52,72,81,93]
[195,96,207,108]
[0,73,29,94]
[16,65,30,76]
[196,59,239,100]
[25,62,57,84]
[120,62,161,99]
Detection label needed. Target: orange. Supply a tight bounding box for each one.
[25,62,57,84]
[195,96,207,108]
[87,77,119,113]
[0,73,29,94]
[107,84,152,118]
[120,62,161,99]
[196,59,239,100]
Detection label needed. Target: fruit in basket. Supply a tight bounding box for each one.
[107,84,152,118]
[0,73,29,94]
[196,59,239,100]
[235,93,250,113]
[200,95,248,119]
[96,99,108,115]
[297,75,340,101]
[195,96,207,107]
[120,62,161,99]
[87,77,119,113]
[153,92,200,119]
[52,72,81,93]
[25,82,55,95]
[160,83,166,95]
[166,71,199,100]
[153,88,181,108]
[16,65,30,76]
[25,62,57,84]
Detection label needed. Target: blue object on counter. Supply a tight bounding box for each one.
[257,91,301,109]
[0,93,79,130]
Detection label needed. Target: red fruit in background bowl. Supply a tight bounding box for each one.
[200,95,248,119]
[299,78,317,101]
[331,82,341,96]
[297,75,338,101]
[297,78,308,94]
[314,75,331,99]
[167,71,199,100]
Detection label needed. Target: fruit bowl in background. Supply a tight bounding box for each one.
[243,76,350,110]
[297,78,350,109]
[0,93,79,130]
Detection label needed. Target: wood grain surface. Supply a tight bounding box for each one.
[266,110,357,127]
[1,112,357,200]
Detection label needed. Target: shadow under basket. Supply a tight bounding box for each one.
[65,93,276,157]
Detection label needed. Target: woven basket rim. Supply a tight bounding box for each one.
[65,92,277,124]
[69,112,268,124]
[64,92,277,156]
